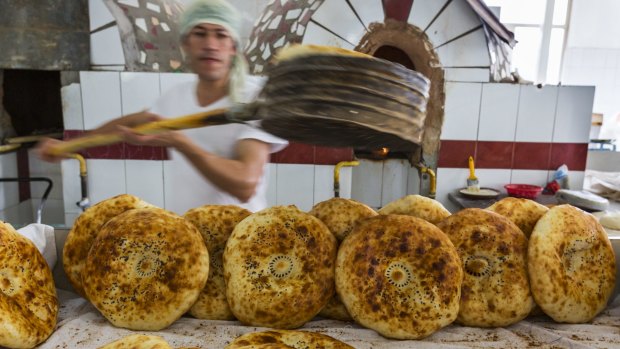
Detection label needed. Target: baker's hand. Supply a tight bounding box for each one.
[117,122,185,148]
[35,137,69,163]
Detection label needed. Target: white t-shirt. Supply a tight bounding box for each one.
[149,76,287,214]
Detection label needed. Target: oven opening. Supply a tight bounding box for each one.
[1,69,64,140]
[354,45,418,161]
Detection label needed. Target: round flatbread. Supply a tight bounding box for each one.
[487,197,549,238]
[318,296,351,322]
[226,330,353,349]
[378,195,450,224]
[0,221,58,348]
[183,205,251,320]
[63,194,155,297]
[224,206,337,329]
[97,334,171,349]
[437,208,533,327]
[309,198,377,321]
[599,212,620,230]
[336,215,462,339]
[309,198,377,241]
[528,205,617,323]
[83,208,209,330]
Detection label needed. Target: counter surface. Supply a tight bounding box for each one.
[38,290,620,349]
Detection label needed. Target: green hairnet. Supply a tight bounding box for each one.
[179,0,248,103]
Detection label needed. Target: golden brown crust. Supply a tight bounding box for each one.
[225,330,353,349]
[63,194,155,297]
[378,195,450,224]
[336,215,462,339]
[83,208,209,330]
[274,44,372,63]
[223,206,337,329]
[183,205,251,320]
[486,197,549,238]
[436,208,534,327]
[97,334,171,349]
[0,222,58,348]
[309,198,377,321]
[528,205,617,323]
[318,295,352,322]
[309,198,377,242]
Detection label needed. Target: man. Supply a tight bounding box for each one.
[37,0,287,214]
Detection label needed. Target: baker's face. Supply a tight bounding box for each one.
[183,23,236,82]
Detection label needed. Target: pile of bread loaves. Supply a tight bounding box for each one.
[0,192,616,348]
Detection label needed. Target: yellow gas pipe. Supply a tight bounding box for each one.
[66,153,90,211]
[416,165,437,199]
[334,161,359,197]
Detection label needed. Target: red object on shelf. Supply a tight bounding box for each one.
[504,184,543,199]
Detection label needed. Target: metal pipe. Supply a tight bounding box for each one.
[0,177,52,224]
[334,161,359,198]
[66,154,90,211]
[416,165,437,199]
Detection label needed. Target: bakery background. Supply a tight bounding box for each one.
[0,0,619,227]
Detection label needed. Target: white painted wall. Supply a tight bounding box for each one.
[562,0,620,142]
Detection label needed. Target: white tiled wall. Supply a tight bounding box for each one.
[302,21,355,50]
[86,159,127,204]
[80,71,122,129]
[381,159,409,207]
[311,0,366,45]
[90,26,126,67]
[409,0,451,31]
[435,28,490,68]
[515,85,558,142]
[511,170,550,188]
[478,84,520,141]
[276,164,315,211]
[425,0,482,48]
[28,149,63,201]
[348,0,383,28]
[0,152,19,212]
[553,86,596,143]
[125,160,165,208]
[120,73,161,114]
[436,83,594,212]
[61,83,84,130]
[442,82,482,140]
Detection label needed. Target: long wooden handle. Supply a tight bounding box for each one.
[49,108,231,156]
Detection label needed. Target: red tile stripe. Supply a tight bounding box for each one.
[438,140,588,171]
[62,131,354,165]
[382,0,414,22]
[63,130,168,161]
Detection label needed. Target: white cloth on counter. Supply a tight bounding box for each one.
[39,290,620,349]
[584,170,620,201]
[17,223,56,269]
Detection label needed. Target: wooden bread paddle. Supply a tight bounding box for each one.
[49,44,431,156]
